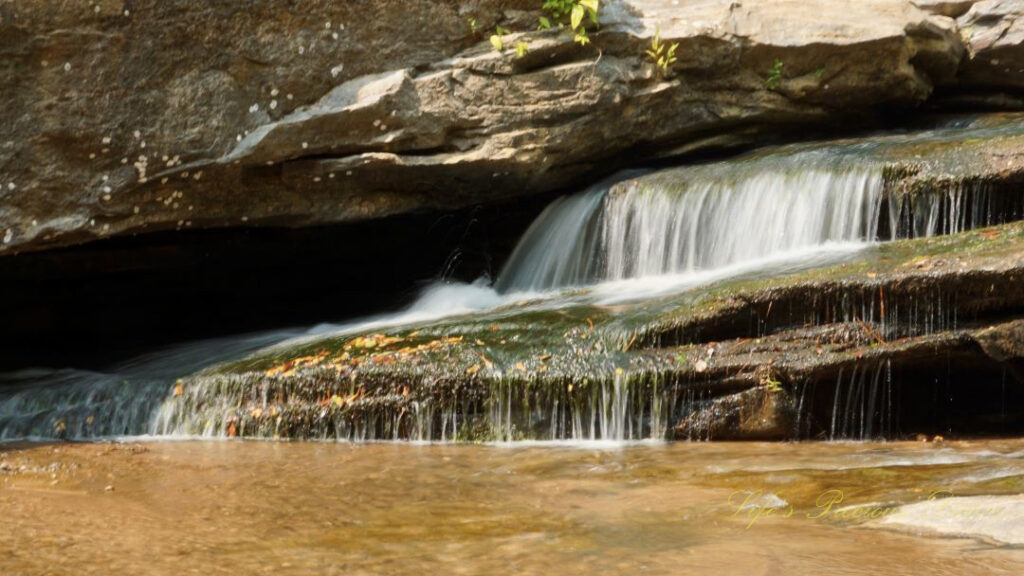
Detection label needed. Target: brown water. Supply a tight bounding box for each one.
[1,440,1022,575]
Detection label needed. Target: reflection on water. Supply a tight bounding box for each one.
[1,439,1021,574]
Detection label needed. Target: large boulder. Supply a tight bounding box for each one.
[1,0,1019,255]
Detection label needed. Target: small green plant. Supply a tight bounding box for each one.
[541,0,599,46]
[573,27,590,46]
[765,58,784,89]
[492,2,600,55]
[490,25,511,51]
[761,368,783,392]
[646,27,679,76]
[468,18,478,35]
[814,66,826,80]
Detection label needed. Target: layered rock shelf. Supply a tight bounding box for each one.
[161,220,1024,441]
[2,0,1024,254]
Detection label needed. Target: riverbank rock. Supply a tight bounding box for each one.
[875,494,1024,545]
[1,0,1022,255]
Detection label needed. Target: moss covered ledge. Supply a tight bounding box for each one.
[160,221,1024,441]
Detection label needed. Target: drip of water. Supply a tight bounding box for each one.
[826,361,895,441]
[885,183,1012,239]
[154,371,671,442]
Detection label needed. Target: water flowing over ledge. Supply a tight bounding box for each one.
[3,117,1024,442]
[497,163,885,292]
[497,121,1024,293]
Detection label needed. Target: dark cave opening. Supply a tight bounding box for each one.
[0,195,553,372]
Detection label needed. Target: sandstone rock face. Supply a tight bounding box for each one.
[913,0,978,17]
[957,0,1024,90]
[0,0,1021,255]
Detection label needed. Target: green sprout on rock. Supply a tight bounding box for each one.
[765,58,784,89]
[646,27,679,77]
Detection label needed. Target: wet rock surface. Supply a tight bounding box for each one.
[874,494,1024,545]
[164,220,1024,441]
[2,0,1023,255]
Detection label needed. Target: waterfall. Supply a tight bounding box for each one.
[152,372,669,443]
[0,369,168,439]
[497,158,886,292]
[2,123,1020,442]
[495,153,1017,294]
[0,329,307,440]
[493,186,607,293]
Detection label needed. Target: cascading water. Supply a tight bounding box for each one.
[2,118,1022,442]
[495,150,1017,294]
[0,330,308,440]
[497,161,886,291]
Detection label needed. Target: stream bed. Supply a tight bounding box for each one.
[1,439,1022,574]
